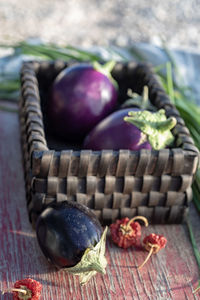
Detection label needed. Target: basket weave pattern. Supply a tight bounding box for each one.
[19,61,199,225]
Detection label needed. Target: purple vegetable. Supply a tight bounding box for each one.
[83,108,150,150]
[48,61,118,140]
[36,201,108,285]
[83,108,177,151]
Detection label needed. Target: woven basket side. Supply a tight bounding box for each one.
[20,63,49,155]
[31,148,198,178]
[29,182,193,213]
[31,174,194,197]
[28,189,192,225]
[19,101,33,205]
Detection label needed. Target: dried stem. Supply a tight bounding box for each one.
[138,244,159,270]
[119,216,149,235]
[127,216,149,228]
[2,288,27,295]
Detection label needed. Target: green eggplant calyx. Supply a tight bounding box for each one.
[93,60,118,90]
[122,86,156,111]
[124,109,177,150]
[63,227,108,285]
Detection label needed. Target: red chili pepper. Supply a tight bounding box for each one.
[138,233,167,269]
[110,216,148,249]
[3,278,42,300]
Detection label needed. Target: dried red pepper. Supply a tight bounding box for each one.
[138,233,167,269]
[110,216,148,249]
[3,278,42,300]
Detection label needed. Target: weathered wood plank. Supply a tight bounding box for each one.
[0,104,200,300]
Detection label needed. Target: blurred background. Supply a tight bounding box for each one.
[0,0,200,51]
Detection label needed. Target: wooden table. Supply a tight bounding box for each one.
[0,101,200,300]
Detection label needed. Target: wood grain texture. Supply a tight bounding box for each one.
[0,102,200,300]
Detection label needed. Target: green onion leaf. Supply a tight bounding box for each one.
[186,219,200,294]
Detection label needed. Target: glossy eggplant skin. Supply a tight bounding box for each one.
[48,63,117,141]
[83,108,152,150]
[36,201,103,268]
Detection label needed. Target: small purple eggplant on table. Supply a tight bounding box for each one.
[36,201,108,285]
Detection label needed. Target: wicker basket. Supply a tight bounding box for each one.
[19,60,199,226]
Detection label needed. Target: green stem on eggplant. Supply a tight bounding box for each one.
[63,227,108,285]
[124,109,177,150]
[93,60,118,90]
[121,86,157,111]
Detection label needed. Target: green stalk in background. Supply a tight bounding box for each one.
[187,219,200,294]
[158,57,200,215]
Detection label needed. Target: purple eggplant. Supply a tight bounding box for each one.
[36,201,107,285]
[83,108,177,151]
[48,61,118,141]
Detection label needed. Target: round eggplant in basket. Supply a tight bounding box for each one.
[48,61,118,141]
[83,89,177,151]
